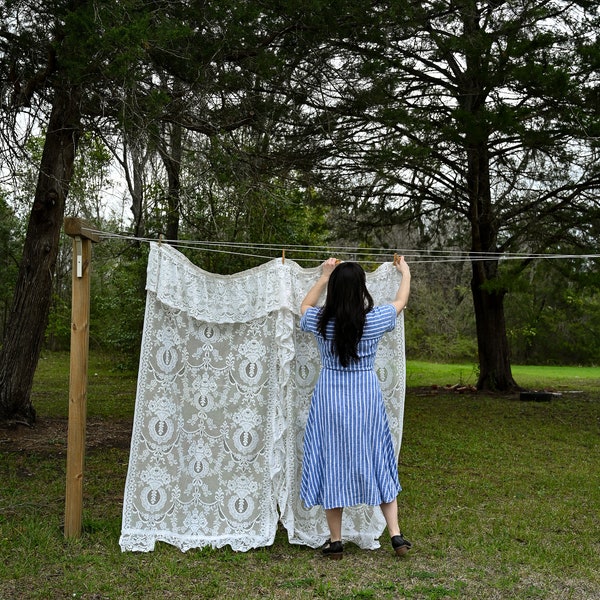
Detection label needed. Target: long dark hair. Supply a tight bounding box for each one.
[317,262,374,367]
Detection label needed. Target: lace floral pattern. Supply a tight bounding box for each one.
[119,243,405,552]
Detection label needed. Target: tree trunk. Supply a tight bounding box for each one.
[452,4,517,392]
[471,263,519,391]
[123,134,147,239]
[467,141,518,391]
[0,85,81,424]
[160,121,182,241]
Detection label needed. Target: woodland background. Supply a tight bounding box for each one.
[1,1,600,424]
[2,130,598,368]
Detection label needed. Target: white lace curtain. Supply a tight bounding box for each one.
[119,243,406,552]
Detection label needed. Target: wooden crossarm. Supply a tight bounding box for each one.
[63,217,100,242]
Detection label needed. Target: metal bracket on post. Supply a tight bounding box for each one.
[75,236,83,278]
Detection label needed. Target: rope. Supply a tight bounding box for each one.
[80,227,600,264]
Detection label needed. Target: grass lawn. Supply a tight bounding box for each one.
[407,360,600,391]
[0,352,598,599]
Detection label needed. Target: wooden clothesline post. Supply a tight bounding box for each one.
[63,217,100,539]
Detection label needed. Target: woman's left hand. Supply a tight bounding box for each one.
[322,257,338,278]
[301,258,338,314]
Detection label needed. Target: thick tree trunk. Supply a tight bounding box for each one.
[454,6,518,392]
[471,262,519,391]
[466,141,518,392]
[0,86,81,424]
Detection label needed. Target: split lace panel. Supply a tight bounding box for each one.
[119,242,406,552]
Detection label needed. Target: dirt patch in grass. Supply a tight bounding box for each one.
[0,417,133,454]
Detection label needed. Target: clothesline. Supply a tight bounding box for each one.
[79,227,600,264]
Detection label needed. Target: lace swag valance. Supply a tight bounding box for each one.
[120,243,406,552]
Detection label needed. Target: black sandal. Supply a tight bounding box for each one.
[391,534,412,556]
[322,538,343,560]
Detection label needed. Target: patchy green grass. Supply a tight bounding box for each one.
[33,351,137,419]
[0,352,598,599]
[511,364,600,392]
[407,360,600,392]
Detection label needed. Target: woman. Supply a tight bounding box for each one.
[299,256,412,559]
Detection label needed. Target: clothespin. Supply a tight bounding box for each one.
[393,253,400,265]
[282,249,285,264]
[159,234,164,246]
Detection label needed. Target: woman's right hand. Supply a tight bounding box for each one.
[394,255,410,277]
[392,255,411,314]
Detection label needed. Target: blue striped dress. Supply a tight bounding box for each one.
[299,304,402,510]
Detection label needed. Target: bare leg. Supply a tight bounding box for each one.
[380,498,400,538]
[381,498,412,555]
[325,507,343,541]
